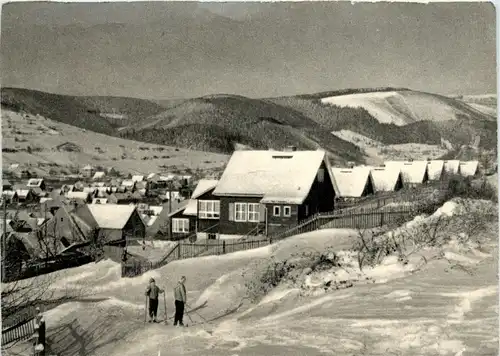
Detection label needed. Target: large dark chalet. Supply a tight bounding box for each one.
[206,149,339,238]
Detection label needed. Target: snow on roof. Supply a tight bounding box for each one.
[183,199,198,216]
[87,204,136,229]
[368,166,402,192]
[331,167,371,197]
[459,161,479,177]
[39,197,53,204]
[2,190,15,197]
[9,164,19,170]
[16,189,30,197]
[147,173,157,180]
[93,172,105,179]
[168,204,189,218]
[67,191,90,200]
[146,216,158,227]
[149,206,163,216]
[132,175,144,182]
[27,178,43,187]
[159,175,175,181]
[191,179,219,199]
[443,160,460,174]
[426,160,445,180]
[83,187,96,194]
[385,161,429,184]
[121,180,135,187]
[82,165,93,170]
[213,150,335,204]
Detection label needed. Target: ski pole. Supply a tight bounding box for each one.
[144,296,148,323]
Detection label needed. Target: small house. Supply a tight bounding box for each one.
[369,166,404,193]
[443,160,461,176]
[81,165,95,178]
[121,180,136,191]
[167,204,196,241]
[330,167,375,200]
[459,161,479,178]
[27,178,46,191]
[66,191,92,203]
[131,175,144,183]
[426,160,445,181]
[183,179,220,240]
[2,179,13,192]
[385,161,429,187]
[14,189,36,203]
[76,204,146,244]
[92,171,106,181]
[212,150,338,238]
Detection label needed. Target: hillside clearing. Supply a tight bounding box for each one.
[1,109,229,176]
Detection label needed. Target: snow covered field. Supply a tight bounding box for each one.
[4,200,498,356]
[321,91,478,126]
[331,129,447,161]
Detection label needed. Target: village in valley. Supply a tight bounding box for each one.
[1,2,498,356]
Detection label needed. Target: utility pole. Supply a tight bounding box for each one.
[168,181,172,214]
[2,197,7,280]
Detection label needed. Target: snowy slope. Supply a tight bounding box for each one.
[4,202,498,356]
[320,90,494,126]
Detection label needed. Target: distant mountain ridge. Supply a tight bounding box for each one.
[1,86,496,165]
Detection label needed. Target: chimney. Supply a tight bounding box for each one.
[285,145,297,152]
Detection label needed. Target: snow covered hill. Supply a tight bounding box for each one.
[320,90,495,126]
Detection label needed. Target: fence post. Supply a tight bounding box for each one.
[176,243,181,259]
[380,210,385,226]
[222,240,226,254]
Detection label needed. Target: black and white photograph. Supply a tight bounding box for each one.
[0,1,498,355]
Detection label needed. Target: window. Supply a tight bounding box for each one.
[235,203,248,222]
[248,203,260,222]
[208,233,217,240]
[273,206,281,217]
[305,205,309,216]
[283,206,291,217]
[199,200,220,219]
[172,218,189,233]
[60,237,70,248]
[317,168,325,183]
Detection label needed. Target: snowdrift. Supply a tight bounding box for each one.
[5,199,498,356]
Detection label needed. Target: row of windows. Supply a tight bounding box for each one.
[198,200,293,222]
[172,218,190,233]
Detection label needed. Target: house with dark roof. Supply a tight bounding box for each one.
[2,179,13,191]
[211,150,338,238]
[183,179,219,240]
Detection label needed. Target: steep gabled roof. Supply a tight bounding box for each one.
[459,161,479,177]
[132,175,144,182]
[368,166,403,192]
[385,161,428,184]
[192,179,219,199]
[331,167,372,197]
[86,204,137,230]
[213,150,337,204]
[443,160,460,174]
[27,178,44,187]
[426,160,445,180]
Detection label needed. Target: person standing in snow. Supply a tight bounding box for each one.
[145,278,164,323]
[173,276,187,326]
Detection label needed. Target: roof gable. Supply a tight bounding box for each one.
[426,160,445,180]
[191,179,219,199]
[385,161,429,184]
[368,166,402,192]
[331,167,371,197]
[443,160,460,174]
[86,204,136,229]
[213,150,332,204]
[459,161,479,177]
